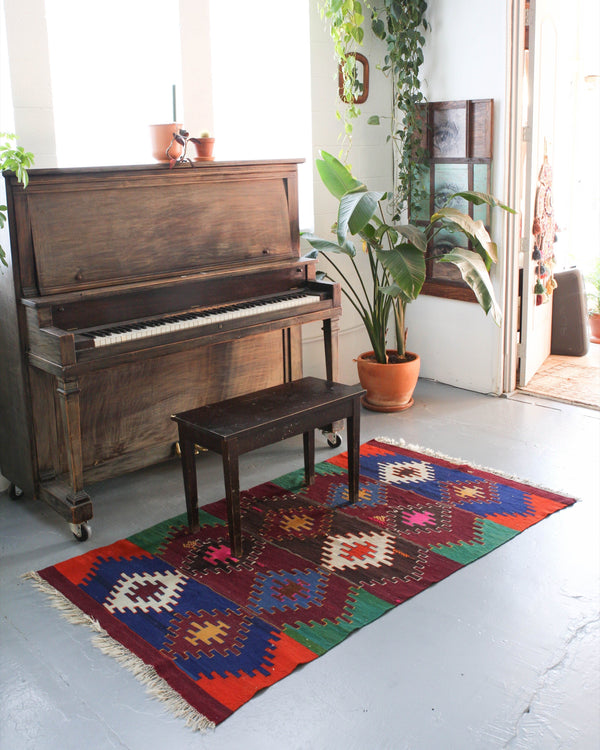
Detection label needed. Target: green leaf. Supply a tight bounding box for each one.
[372,17,385,38]
[337,190,383,243]
[367,115,381,125]
[439,247,502,325]
[302,232,357,258]
[316,151,365,200]
[376,243,426,303]
[431,207,497,264]
[449,190,516,214]
[395,223,427,253]
[379,282,402,297]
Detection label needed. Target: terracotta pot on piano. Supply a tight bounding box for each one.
[190,137,215,162]
[149,123,183,161]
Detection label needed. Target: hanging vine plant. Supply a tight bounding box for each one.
[318,0,366,151]
[318,0,429,217]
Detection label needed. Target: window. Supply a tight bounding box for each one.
[45,0,313,225]
[45,0,182,167]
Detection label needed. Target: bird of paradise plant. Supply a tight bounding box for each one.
[303,151,514,364]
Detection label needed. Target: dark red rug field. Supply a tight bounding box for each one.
[27,439,575,730]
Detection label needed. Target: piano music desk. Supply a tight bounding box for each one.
[171,377,365,557]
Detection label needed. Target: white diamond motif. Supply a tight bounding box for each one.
[321,530,396,572]
[104,570,187,614]
[379,460,435,486]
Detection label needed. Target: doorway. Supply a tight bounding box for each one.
[506,0,600,409]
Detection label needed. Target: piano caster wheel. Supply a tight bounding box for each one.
[70,522,91,542]
[323,431,342,449]
[8,483,24,500]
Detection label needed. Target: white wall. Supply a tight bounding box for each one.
[412,0,510,394]
[301,1,394,384]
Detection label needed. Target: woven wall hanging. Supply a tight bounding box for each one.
[531,155,558,305]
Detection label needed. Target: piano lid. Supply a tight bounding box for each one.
[12,160,303,296]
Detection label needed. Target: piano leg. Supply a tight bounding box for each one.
[48,376,93,527]
[282,327,303,382]
[322,317,340,382]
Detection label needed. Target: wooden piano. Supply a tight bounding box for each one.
[0,159,341,537]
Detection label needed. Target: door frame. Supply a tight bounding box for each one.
[502,0,528,394]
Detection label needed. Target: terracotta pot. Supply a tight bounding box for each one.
[190,137,215,161]
[589,313,600,344]
[149,123,183,162]
[356,350,420,412]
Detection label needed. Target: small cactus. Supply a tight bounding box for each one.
[200,130,212,138]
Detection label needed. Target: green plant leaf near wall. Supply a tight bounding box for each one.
[0,133,35,267]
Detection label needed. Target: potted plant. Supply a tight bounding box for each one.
[149,123,186,162]
[190,130,215,161]
[303,151,514,411]
[1,132,35,268]
[586,260,600,344]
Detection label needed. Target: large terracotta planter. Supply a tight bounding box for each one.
[356,350,420,412]
[590,313,600,344]
[149,123,183,161]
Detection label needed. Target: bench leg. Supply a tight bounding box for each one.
[347,396,361,504]
[179,433,199,530]
[222,439,243,557]
[303,429,315,486]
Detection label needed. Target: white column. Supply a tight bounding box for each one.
[3,0,57,167]
[178,0,214,138]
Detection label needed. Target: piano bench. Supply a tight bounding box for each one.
[171,377,365,557]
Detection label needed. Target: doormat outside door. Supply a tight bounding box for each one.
[26,439,575,731]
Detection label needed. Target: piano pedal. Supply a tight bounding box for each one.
[322,430,342,449]
[174,441,208,457]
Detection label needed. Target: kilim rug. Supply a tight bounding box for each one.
[25,439,576,731]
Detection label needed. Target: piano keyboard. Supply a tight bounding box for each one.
[83,291,322,348]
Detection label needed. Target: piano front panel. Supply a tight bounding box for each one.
[26,166,299,295]
[28,328,298,483]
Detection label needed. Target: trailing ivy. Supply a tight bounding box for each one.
[318,0,366,151]
[318,0,429,217]
[369,0,429,218]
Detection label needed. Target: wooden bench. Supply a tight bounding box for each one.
[171,377,365,556]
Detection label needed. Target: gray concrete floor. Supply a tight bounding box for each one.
[1,380,599,750]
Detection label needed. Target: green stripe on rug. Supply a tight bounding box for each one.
[431,517,519,564]
[283,587,393,655]
[128,510,225,554]
[273,460,347,492]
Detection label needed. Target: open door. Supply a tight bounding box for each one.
[518,0,560,387]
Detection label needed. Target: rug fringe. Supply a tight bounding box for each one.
[22,571,215,732]
[373,436,578,500]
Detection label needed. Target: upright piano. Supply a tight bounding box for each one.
[0,159,341,536]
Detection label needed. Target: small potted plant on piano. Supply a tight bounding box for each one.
[190,131,215,161]
[302,151,514,412]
